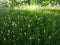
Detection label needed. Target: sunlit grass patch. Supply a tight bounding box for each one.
[0,7,60,45]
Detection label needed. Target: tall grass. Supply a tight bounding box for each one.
[0,7,60,45]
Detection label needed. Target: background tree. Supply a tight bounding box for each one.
[0,0,60,7]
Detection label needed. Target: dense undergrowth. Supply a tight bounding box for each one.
[0,7,60,45]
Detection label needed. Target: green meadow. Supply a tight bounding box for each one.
[0,7,60,45]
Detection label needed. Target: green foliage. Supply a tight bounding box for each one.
[0,7,60,45]
[9,0,31,6]
[41,1,50,6]
[0,0,60,7]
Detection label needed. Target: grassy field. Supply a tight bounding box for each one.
[0,7,60,45]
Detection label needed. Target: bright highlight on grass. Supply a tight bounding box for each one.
[14,5,60,11]
[14,5,38,10]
